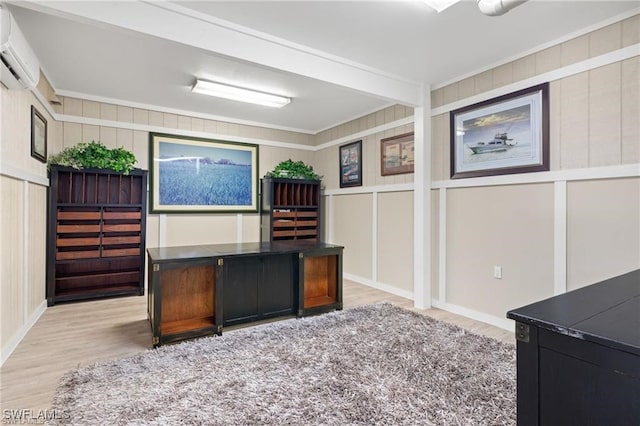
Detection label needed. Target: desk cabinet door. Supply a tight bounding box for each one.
[223,256,260,325]
[261,254,294,317]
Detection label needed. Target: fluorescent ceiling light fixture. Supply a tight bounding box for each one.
[192,79,291,108]
[422,0,460,13]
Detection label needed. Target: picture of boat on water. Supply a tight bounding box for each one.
[466,132,517,154]
[450,83,548,178]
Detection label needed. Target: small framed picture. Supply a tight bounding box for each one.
[339,140,362,188]
[450,83,549,179]
[31,105,47,163]
[381,132,414,176]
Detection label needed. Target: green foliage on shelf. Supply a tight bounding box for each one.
[265,159,321,180]
[48,141,137,174]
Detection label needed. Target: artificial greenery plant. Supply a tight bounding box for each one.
[48,141,137,174]
[265,159,321,180]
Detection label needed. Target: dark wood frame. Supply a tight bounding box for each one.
[339,140,362,188]
[30,105,47,163]
[149,132,259,213]
[381,132,414,176]
[450,83,549,179]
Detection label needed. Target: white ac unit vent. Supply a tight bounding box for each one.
[0,6,40,90]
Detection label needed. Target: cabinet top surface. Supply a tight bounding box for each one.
[507,269,640,355]
[147,241,342,262]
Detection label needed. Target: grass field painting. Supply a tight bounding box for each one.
[150,133,258,213]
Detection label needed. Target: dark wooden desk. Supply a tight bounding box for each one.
[147,241,343,347]
[507,269,640,426]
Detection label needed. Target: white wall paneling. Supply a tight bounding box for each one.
[438,188,447,304]
[371,192,378,283]
[413,87,432,310]
[554,181,568,295]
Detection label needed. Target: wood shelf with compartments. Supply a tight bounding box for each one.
[261,178,321,242]
[46,166,148,306]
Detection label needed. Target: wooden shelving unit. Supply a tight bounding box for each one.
[46,166,147,305]
[261,178,321,242]
[298,247,342,316]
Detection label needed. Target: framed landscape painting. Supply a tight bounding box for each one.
[149,133,258,213]
[450,83,549,179]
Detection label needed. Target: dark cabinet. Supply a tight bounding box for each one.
[507,269,640,426]
[261,254,295,317]
[147,242,342,347]
[223,254,295,326]
[223,256,260,325]
[47,166,147,305]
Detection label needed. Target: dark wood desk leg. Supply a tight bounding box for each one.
[515,322,539,426]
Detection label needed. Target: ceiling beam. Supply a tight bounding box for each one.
[19,1,422,106]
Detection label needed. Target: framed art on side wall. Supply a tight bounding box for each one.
[450,83,549,179]
[339,140,362,188]
[31,105,47,163]
[381,132,414,176]
[149,132,259,213]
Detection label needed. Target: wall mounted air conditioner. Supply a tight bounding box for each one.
[0,6,40,89]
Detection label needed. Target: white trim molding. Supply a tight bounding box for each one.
[371,192,378,283]
[432,44,640,117]
[433,9,640,90]
[432,299,514,332]
[554,181,568,296]
[433,164,640,190]
[55,89,315,135]
[314,116,414,151]
[0,163,49,187]
[0,300,47,367]
[57,114,317,152]
[344,273,414,301]
[438,188,447,303]
[323,182,414,197]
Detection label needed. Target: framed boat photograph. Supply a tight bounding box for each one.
[450,83,549,179]
[339,140,362,188]
[381,132,414,176]
[149,132,259,213]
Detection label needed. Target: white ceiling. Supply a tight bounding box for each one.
[8,1,639,134]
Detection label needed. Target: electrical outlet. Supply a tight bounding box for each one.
[493,266,502,279]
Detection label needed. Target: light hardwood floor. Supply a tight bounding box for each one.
[1,279,514,412]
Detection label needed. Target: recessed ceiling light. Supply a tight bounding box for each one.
[423,0,460,13]
[192,79,291,108]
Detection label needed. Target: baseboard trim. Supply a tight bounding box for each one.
[0,300,47,367]
[346,273,516,332]
[343,273,414,300]
[431,299,514,332]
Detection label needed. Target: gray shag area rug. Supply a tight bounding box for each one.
[49,303,516,425]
